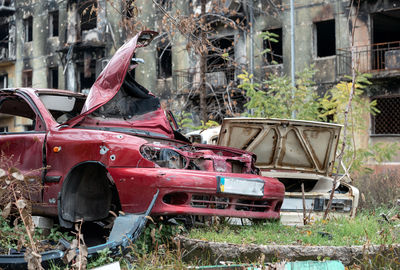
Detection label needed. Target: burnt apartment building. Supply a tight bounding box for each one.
[0,0,127,131]
[134,0,400,164]
[0,0,400,165]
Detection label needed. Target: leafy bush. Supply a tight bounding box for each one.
[175,111,219,133]
[239,66,321,120]
[134,221,184,254]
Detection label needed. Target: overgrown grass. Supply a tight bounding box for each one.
[188,209,400,246]
[354,170,400,211]
[123,248,189,269]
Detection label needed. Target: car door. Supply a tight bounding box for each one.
[0,92,46,203]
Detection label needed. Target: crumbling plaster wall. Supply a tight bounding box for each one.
[12,0,124,91]
[157,0,189,109]
[278,0,351,85]
[134,0,158,96]
[354,1,400,164]
[14,0,67,89]
[32,2,51,88]
[358,0,400,17]
[0,115,31,132]
[0,63,15,87]
[105,0,124,55]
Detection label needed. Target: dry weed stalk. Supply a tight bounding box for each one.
[323,0,361,220]
[64,219,88,270]
[0,153,43,269]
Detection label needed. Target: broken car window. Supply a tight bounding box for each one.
[38,94,85,124]
[0,95,43,132]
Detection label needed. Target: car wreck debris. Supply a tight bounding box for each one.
[0,191,158,269]
[218,118,359,225]
[0,31,285,266]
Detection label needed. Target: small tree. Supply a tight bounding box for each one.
[240,65,320,120]
[238,68,399,176]
[320,74,398,174]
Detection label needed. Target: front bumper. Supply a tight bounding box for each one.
[280,211,355,226]
[0,191,158,269]
[280,189,359,225]
[108,167,285,220]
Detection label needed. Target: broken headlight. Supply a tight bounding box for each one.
[314,198,352,212]
[140,144,188,169]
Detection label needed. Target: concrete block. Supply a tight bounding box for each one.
[32,216,54,229]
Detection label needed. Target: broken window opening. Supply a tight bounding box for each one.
[78,54,96,94]
[157,44,172,79]
[207,36,234,71]
[0,126,8,132]
[79,71,95,94]
[79,66,95,94]
[0,73,7,88]
[372,11,400,44]
[314,19,335,58]
[0,95,41,132]
[207,36,235,86]
[24,16,33,42]
[49,10,59,37]
[0,22,9,59]
[125,0,136,18]
[372,95,400,135]
[79,1,97,33]
[48,67,58,89]
[22,70,32,87]
[263,28,283,65]
[371,11,400,70]
[1,0,12,7]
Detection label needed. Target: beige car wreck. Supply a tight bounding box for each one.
[218,118,359,225]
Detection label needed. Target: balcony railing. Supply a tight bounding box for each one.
[337,41,400,77]
[173,64,286,92]
[173,67,236,92]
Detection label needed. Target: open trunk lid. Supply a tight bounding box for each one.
[218,118,342,176]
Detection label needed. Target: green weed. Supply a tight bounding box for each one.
[187,210,400,246]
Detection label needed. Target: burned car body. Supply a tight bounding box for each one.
[0,32,284,228]
[218,118,359,225]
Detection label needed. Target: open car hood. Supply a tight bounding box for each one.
[64,31,158,128]
[218,118,342,176]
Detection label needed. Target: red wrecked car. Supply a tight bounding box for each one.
[0,31,284,227]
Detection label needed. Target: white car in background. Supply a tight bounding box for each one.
[186,126,221,145]
[217,118,359,225]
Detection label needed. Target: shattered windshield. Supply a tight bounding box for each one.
[39,94,86,123]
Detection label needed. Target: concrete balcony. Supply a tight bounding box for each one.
[337,41,400,79]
